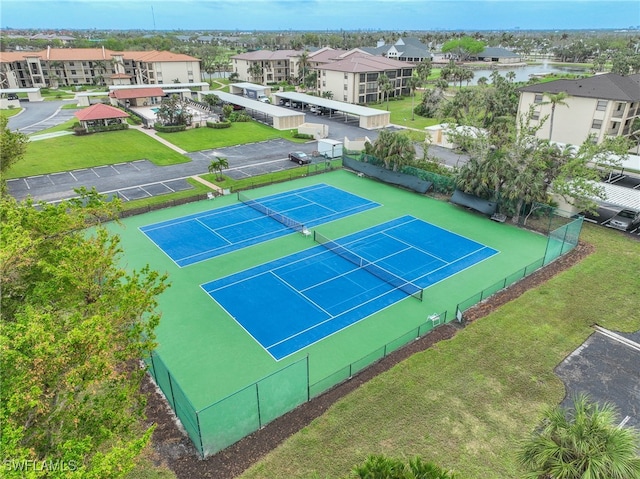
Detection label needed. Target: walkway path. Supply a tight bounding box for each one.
[129,124,188,154]
[190,174,224,194]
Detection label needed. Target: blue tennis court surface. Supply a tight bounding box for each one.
[139,184,379,267]
[202,216,499,360]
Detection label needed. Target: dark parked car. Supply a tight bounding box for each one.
[288,151,311,165]
[608,209,640,231]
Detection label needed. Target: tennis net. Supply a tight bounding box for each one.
[313,231,423,301]
[237,192,305,233]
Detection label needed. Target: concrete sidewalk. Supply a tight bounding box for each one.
[130,124,188,155]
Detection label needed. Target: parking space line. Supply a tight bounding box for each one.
[69,171,78,181]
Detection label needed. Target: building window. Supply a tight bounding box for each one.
[359,73,365,82]
[596,100,607,111]
[591,119,602,129]
[532,111,540,120]
[344,73,348,80]
[71,70,76,75]
[534,94,543,103]
[344,84,348,90]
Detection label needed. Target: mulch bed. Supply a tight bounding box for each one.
[142,240,595,479]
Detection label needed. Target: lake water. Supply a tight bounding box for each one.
[450,63,591,85]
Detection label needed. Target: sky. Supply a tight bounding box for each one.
[1,0,639,32]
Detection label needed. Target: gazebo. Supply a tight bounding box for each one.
[74,103,129,132]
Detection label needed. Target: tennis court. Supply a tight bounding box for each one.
[139,183,379,267]
[202,215,498,360]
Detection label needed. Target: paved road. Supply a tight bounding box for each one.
[8,99,79,135]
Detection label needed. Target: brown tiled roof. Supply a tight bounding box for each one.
[319,54,414,73]
[75,103,129,121]
[125,50,200,62]
[0,48,199,64]
[518,73,640,101]
[308,48,350,64]
[109,87,165,99]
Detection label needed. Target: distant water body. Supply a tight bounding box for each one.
[451,63,591,85]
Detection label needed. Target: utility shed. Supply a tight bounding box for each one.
[317,139,343,158]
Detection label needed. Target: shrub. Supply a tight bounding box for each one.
[292,132,314,140]
[153,123,187,133]
[207,121,231,129]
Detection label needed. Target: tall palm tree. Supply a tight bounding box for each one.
[407,73,422,120]
[208,157,229,181]
[248,62,263,83]
[377,73,393,110]
[542,91,569,141]
[297,50,310,85]
[517,394,640,479]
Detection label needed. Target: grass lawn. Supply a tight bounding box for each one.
[1,108,22,119]
[6,129,189,179]
[369,95,440,130]
[155,121,306,152]
[237,224,640,479]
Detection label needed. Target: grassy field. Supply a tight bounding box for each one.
[369,95,440,130]
[235,224,640,479]
[1,108,22,119]
[6,129,189,178]
[155,121,307,152]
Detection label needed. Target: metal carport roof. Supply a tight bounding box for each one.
[274,92,390,129]
[208,91,304,130]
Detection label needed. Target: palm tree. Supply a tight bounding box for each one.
[208,157,229,181]
[377,73,393,110]
[297,50,310,85]
[248,62,263,83]
[542,91,569,141]
[517,394,640,479]
[407,73,422,120]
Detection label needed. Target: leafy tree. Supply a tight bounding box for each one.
[452,108,628,220]
[208,156,229,181]
[229,71,240,82]
[322,90,334,99]
[366,130,416,171]
[0,116,29,188]
[415,58,433,84]
[0,190,169,478]
[202,93,222,109]
[441,36,485,61]
[517,394,640,479]
[155,95,192,126]
[414,88,443,118]
[303,71,318,91]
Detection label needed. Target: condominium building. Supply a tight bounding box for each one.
[231,50,300,84]
[517,73,640,146]
[316,51,415,104]
[232,47,415,105]
[0,46,201,89]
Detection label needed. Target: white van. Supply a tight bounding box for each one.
[257,95,270,104]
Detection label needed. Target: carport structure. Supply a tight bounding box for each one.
[274,92,390,129]
[0,87,43,107]
[203,91,304,130]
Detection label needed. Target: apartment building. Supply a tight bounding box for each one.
[316,52,415,104]
[232,47,415,105]
[231,50,300,84]
[518,73,640,146]
[0,47,201,89]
